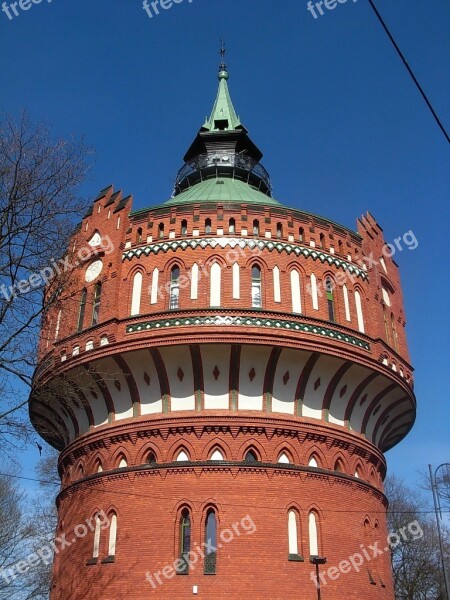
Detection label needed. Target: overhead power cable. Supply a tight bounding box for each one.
[367,0,450,144]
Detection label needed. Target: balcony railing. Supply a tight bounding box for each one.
[173,151,272,197]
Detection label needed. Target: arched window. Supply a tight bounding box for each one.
[278,453,290,464]
[276,222,283,239]
[288,510,300,557]
[176,450,190,462]
[251,265,262,308]
[77,290,87,332]
[253,220,260,236]
[158,222,164,239]
[210,263,221,307]
[210,449,224,461]
[118,457,127,469]
[205,218,212,234]
[178,508,191,574]
[299,227,304,242]
[245,449,258,463]
[169,266,180,310]
[181,220,188,235]
[334,459,345,473]
[147,451,157,464]
[355,290,365,333]
[354,467,361,479]
[308,512,319,556]
[383,305,390,344]
[136,227,143,244]
[92,514,102,560]
[229,218,236,234]
[308,456,319,468]
[319,233,325,249]
[96,461,103,473]
[290,270,302,314]
[108,514,117,558]
[325,278,335,322]
[204,509,217,574]
[92,282,102,326]
[130,272,143,316]
[391,313,398,352]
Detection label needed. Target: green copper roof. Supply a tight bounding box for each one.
[202,70,243,132]
[164,177,280,206]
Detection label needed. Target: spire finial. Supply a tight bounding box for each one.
[218,39,229,80]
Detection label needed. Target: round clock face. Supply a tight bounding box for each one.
[85,260,103,282]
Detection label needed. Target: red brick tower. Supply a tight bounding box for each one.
[30,54,416,600]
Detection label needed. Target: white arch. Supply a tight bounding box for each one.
[288,510,299,555]
[93,515,101,559]
[355,291,365,333]
[130,272,143,316]
[310,274,319,310]
[150,268,159,305]
[343,284,351,322]
[54,309,62,342]
[273,266,281,303]
[309,512,319,556]
[210,449,224,461]
[108,514,117,557]
[278,453,290,464]
[232,262,240,299]
[290,270,302,313]
[308,456,318,468]
[190,263,199,300]
[118,457,127,469]
[210,263,221,307]
[176,450,189,462]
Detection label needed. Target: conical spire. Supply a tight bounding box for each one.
[202,41,242,132]
[171,44,273,200]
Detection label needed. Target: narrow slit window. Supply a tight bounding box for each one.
[158,223,164,239]
[325,278,335,322]
[178,509,191,574]
[309,512,319,556]
[251,265,262,308]
[181,220,187,235]
[205,218,212,234]
[276,222,283,239]
[253,220,260,236]
[77,290,87,332]
[204,510,217,574]
[92,283,102,326]
[229,218,236,234]
[170,266,180,310]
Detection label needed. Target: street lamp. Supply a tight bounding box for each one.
[310,556,327,600]
[429,463,450,599]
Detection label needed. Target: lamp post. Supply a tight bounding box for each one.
[429,463,450,599]
[310,556,327,600]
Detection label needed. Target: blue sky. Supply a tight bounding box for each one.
[1,0,449,491]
